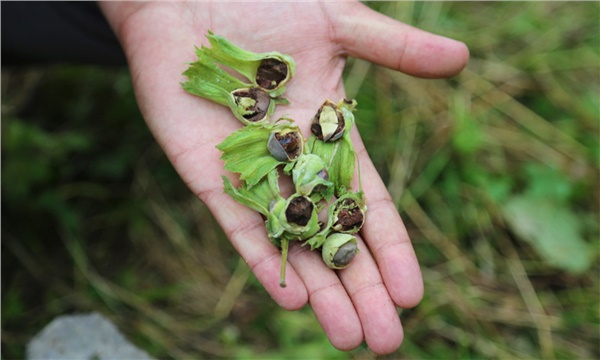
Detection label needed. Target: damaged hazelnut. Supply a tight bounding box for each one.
[322,233,359,269]
[310,100,346,142]
[256,58,289,90]
[285,195,314,227]
[333,197,365,233]
[232,87,271,122]
[267,129,303,162]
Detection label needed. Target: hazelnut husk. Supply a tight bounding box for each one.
[322,233,359,269]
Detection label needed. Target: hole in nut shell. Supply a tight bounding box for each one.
[274,131,301,159]
[285,196,314,227]
[256,58,288,90]
[233,88,270,122]
[335,199,364,231]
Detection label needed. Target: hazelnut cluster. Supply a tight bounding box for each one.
[182,32,367,287]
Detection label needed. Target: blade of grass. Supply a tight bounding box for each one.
[460,68,588,164]
[214,257,251,320]
[501,235,556,359]
[401,190,476,271]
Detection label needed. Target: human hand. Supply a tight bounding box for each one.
[99,1,468,354]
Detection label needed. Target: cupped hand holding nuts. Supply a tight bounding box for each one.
[100,1,469,354]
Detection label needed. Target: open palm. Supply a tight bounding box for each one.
[100,1,468,354]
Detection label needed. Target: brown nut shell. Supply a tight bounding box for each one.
[332,241,358,267]
[285,195,314,227]
[256,58,289,90]
[267,130,303,162]
[310,100,345,142]
[232,87,271,122]
[333,198,365,233]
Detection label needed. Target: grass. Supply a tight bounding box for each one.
[2,2,599,359]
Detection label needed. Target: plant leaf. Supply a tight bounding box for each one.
[501,194,592,274]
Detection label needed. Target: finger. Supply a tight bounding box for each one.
[338,235,404,355]
[351,131,424,308]
[286,242,363,351]
[326,2,469,78]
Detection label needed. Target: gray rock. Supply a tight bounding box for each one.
[27,312,153,360]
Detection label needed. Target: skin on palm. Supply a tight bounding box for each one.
[99,1,469,354]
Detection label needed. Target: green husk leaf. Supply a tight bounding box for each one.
[266,198,287,244]
[183,49,287,125]
[217,126,283,187]
[203,31,296,92]
[181,52,274,125]
[291,154,334,198]
[304,226,330,251]
[307,135,356,196]
[218,125,281,187]
[307,99,358,195]
[217,120,303,187]
[222,171,289,245]
[303,196,338,250]
[222,171,280,216]
[182,50,249,102]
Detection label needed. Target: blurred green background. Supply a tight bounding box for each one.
[2,2,598,359]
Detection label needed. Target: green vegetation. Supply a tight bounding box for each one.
[2,2,598,359]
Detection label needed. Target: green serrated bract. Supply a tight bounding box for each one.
[218,126,282,187]
[217,120,304,187]
[222,170,280,217]
[182,48,285,125]
[203,31,296,94]
[307,99,358,196]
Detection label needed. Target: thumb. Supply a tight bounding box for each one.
[326,2,469,78]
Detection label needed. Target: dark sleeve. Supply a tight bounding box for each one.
[1,1,127,67]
